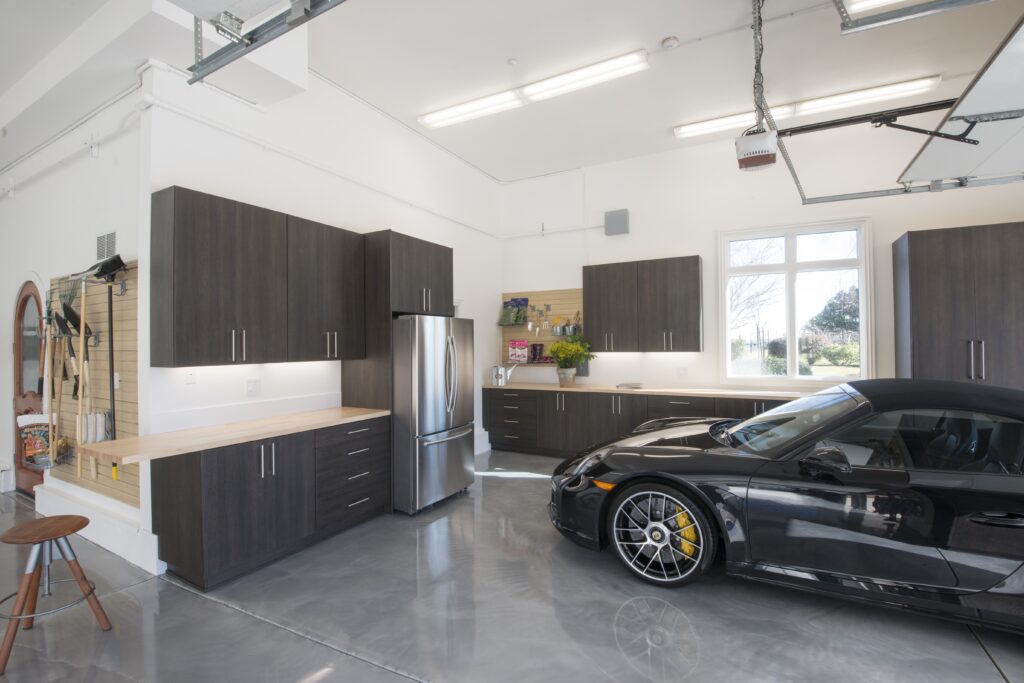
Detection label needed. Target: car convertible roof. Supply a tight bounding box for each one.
[844,379,1024,421]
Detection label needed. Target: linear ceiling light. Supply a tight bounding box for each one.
[520,50,649,102]
[673,76,940,139]
[847,0,905,13]
[418,91,524,129]
[418,50,648,128]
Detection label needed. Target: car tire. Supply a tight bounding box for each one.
[607,482,717,587]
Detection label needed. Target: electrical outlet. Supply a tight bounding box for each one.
[185,369,196,385]
[245,378,261,397]
[114,372,121,389]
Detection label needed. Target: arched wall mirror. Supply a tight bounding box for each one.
[13,281,44,495]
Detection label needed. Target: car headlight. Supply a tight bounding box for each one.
[570,447,613,476]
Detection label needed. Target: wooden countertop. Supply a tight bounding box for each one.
[77,407,390,466]
[485,382,806,401]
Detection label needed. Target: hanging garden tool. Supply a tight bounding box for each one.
[52,313,80,400]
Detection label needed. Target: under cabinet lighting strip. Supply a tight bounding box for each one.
[419,50,649,129]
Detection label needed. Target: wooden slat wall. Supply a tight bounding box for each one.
[499,289,584,366]
[47,263,140,507]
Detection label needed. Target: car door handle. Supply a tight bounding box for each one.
[969,512,1024,528]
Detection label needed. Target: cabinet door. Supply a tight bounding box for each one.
[583,262,638,352]
[617,394,649,435]
[267,432,316,550]
[171,188,238,366]
[236,203,288,363]
[637,259,669,352]
[424,242,454,316]
[586,393,621,446]
[582,265,608,352]
[664,256,702,352]
[562,392,592,454]
[715,398,756,420]
[973,223,1024,389]
[202,443,267,579]
[326,228,366,359]
[537,392,563,451]
[904,229,977,382]
[390,232,429,314]
[287,218,328,361]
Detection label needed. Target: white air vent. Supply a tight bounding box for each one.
[96,232,116,260]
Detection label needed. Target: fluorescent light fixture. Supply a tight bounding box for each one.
[418,91,524,129]
[673,106,794,139]
[673,76,940,139]
[521,50,650,102]
[794,76,940,115]
[847,0,904,13]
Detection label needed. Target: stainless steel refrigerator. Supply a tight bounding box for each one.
[392,315,475,514]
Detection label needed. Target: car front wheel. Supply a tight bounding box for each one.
[607,483,716,587]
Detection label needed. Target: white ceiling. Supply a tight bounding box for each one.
[308,0,1024,181]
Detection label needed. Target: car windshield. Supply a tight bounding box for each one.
[726,389,859,455]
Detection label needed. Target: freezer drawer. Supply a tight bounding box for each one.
[394,424,475,514]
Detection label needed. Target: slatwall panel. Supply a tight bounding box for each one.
[47,262,140,507]
[499,289,584,366]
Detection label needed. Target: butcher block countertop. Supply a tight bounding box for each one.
[485,382,806,401]
[77,407,390,466]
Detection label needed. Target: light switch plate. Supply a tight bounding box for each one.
[246,378,261,397]
[185,370,196,385]
[114,372,121,389]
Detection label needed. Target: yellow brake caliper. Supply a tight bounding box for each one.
[674,506,698,557]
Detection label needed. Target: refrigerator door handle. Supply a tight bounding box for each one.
[420,425,474,447]
[450,334,459,414]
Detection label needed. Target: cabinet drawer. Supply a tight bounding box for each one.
[316,469,388,530]
[487,395,538,417]
[315,417,389,448]
[489,427,537,450]
[490,413,537,431]
[316,435,388,479]
[646,395,716,419]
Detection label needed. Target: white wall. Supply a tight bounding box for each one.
[144,67,504,450]
[499,128,1024,390]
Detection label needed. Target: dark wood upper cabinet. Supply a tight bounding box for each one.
[584,256,702,353]
[638,256,703,352]
[583,262,639,352]
[894,223,1024,388]
[389,231,454,316]
[287,218,365,361]
[153,187,364,367]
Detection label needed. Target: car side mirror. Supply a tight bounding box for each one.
[800,447,852,478]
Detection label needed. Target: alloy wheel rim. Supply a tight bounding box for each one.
[612,491,703,582]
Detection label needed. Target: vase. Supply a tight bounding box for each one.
[556,367,577,387]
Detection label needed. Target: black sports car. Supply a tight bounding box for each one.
[550,379,1024,634]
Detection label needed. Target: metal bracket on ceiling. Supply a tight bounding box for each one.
[210,11,250,45]
[873,116,979,145]
[832,0,993,34]
[188,0,350,84]
[950,108,1024,125]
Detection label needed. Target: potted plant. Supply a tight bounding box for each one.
[548,336,596,387]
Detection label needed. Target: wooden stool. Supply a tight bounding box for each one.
[0,515,112,674]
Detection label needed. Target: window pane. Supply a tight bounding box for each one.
[729,390,858,453]
[818,412,909,468]
[796,230,858,262]
[797,269,860,378]
[727,273,787,377]
[729,237,785,267]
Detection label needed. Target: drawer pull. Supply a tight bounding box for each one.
[348,497,370,508]
[668,401,691,405]
[503,393,519,397]
[503,405,519,410]
[347,427,371,435]
[348,471,370,481]
[347,447,370,456]
[503,435,520,440]
[503,419,519,424]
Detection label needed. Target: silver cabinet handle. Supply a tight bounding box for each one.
[326,331,331,359]
[260,444,265,479]
[232,329,236,362]
[979,340,986,381]
[242,329,246,361]
[504,434,520,439]
[668,400,690,406]
[610,332,614,351]
[604,333,608,351]
[422,288,427,311]
[669,331,673,351]
[663,331,667,351]
[348,471,370,481]
[618,395,622,414]
[503,405,519,410]
[271,442,276,476]
[333,331,338,359]
[347,447,370,456]
[610,395,615,414]
[348,497,370,508]
[428,288,432,311]
[968,340,975,380]
[503,419,519,424]
[347,427,370,435]
[502,393,519,397]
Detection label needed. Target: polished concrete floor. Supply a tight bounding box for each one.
[1,450,1022,682]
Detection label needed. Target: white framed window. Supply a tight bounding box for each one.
[719,219,872,385]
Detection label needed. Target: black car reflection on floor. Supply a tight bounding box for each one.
[549,379,1024,635]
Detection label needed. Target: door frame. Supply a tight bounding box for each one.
[13,281,45,495]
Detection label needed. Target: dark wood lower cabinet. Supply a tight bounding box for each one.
[151,418,389,591]
[538,392,591,454]
[587,393,648,445]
